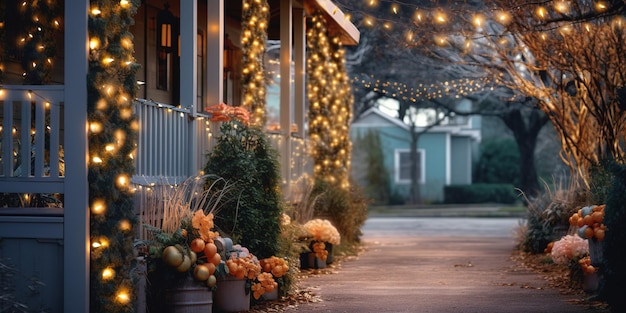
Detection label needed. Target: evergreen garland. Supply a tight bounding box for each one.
[88,0,141,312]
[241,0,269,126]
[19,0,62,84]
[306,11,354,188]
[0,1,5,83]
[329,33,354,188]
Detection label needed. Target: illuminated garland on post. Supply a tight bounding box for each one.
[241,0,269,127]
[0,1,5,83]
[18,0,61,84]
[329,34,353,189]
[306,11,353,188]
[88,0,140,312]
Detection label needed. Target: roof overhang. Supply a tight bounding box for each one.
[304,0,360,46]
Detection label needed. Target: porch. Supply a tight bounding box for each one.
[0,0,358,312]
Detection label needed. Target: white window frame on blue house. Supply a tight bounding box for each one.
[394,148,425,184]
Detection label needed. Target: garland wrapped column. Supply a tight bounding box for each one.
[241,0,269,127]
[88,0,140,312]
[306,11,354,189]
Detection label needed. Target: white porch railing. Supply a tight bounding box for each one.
[131,98,216,186]
[0,85,66,313]
[267,132,312,185]
[0,85,65,194]
[1,93,311,200]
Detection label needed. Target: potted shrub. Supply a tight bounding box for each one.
[142,175,231,313]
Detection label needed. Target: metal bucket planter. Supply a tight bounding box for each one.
[588,238,604,266]
[214,275,250,312]
[325,243,334,264]
[299,252,326,269]
[263,283,279,301]
[583,271,601,293]
[165,275,213,313]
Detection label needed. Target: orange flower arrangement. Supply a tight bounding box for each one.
[578,255,598,274]
[191,210,220,242]
[311,241,329,261]
[205,102,250,124]
[569,204,607,241]
[251,272,277,299]
[225,253,261,280]
[260,256,289,278]
[303,219,341,245]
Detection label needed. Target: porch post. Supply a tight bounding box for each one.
[180,0,199,175]
[63,1,89,312]
[206,0,225,106]
[280,0,293,196]
[293,8,306,139]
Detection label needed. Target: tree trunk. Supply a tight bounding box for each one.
[408,123,421,204]
[500,108,549,198]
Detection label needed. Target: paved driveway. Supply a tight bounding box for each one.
[286,217,604,313]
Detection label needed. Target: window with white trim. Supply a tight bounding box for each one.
[395,149,425,184]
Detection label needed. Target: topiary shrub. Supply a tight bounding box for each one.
[602,161,626,312]
[203,120,283,259]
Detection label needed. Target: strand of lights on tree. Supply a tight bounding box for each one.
[354,75,494,101]
[307,11,353,189]
[88,0,139,312]
[241,0,269,127]
[350,0,622,47]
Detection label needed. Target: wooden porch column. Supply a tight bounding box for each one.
[280,0,293,196]
[294,9,306,139]
[206,0,225,106]
[63,1,89,312]
[180,0,199,175]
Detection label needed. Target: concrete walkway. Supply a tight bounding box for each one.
[286,217,607,313]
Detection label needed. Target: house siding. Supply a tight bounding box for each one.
[351,106,481,204]
[450,136,472,185]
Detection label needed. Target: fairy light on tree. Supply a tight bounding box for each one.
[241,0,269,127]
[339,0,626,187]
[0,1,5,83]
[88,0,140,312]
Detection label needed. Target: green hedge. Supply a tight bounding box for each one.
[443,184,517,204]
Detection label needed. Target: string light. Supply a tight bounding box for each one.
[87,0,139,310]
[118,219,132,232]
[536,6,547,19]
[554,1,570,14]
[91,199,106,214]
[116,290,130,304]
[242,0,270,126]
[102,268,115,280]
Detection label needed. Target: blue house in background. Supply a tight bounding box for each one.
[350,99,481,203]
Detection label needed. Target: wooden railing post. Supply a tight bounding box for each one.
[63,1,89,312]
